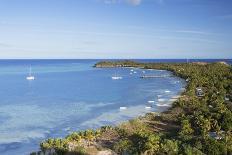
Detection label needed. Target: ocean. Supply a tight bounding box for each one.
[0,59,230,155]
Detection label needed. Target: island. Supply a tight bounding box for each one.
[31,60,232,155]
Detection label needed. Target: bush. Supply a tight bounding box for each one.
[202,138,227,155]
[113,139,135,154]
[160,139,179,155]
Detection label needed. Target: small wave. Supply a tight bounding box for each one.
[169,99,177,102]
[173,81,180,84]
[171,95,180,99]
[64,127,71,132]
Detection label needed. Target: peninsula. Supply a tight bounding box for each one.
[32,60,232,155]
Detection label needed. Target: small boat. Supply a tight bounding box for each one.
[145,106,152,109]
[130,72,133,75]
[112,76,122,80]
[133,71,137,74]
[156,103,171,107]
[26,66,35,80]
[165,90,171,93]
[158,98,166,102]
[112,71,122,80]
[130,69,134,72]
[148,100,155,103]
[120,107,127,110]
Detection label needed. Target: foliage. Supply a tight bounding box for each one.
[179,119,194,141]
[34,61,232,155]
[220,110,232,131]
[160,139,179,155]
[113,139,135,154]
[202,138,227,155]
[182,144,204,155]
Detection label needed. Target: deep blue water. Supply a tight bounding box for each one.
[0,59,229,155]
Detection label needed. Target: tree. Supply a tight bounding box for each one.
[220,110,232,131]
[143,134,160,154]
[202,138,227,155]
[113,139,135,154]
[160,139,179,155]
[195,115,211,138]
[182,144,204,155]
[84,129,96,146]
[179,119,194,141]
[66,132,82,142]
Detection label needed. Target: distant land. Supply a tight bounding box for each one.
[32,60,232,155]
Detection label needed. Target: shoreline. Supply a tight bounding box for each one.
[37,62,185,153]
[32,60,232,155]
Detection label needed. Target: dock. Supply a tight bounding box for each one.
[140,75,174,78]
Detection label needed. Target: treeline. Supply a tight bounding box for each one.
[32,61,232,155]
[94,60,142,68]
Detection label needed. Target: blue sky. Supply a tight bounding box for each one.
[0,0,231,59]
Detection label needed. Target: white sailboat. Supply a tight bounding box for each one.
[119,106,127,110]
[112,76,122,80]
[111,71,122,80]
[145,106,152,109]
[26,66,35,80]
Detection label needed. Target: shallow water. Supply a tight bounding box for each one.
[0,60,186,155]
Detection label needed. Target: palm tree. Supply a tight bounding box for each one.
[84,130,95,146]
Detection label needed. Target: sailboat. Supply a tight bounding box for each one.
[111,71,122,80]
[26,66,35,80]
[112,75,122,80]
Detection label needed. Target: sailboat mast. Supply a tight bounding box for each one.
[29,66,31,76]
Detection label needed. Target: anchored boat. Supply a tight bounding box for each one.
[26,66,35,80]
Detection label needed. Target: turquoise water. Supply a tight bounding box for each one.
[0,60,186,155]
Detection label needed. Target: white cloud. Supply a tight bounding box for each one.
[175,30,213,35]
[99,0,142,5]
[98,0,164,5]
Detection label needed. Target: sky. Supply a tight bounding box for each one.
[0,0,231,59]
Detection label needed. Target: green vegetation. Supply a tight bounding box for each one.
[32,60,232,155]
